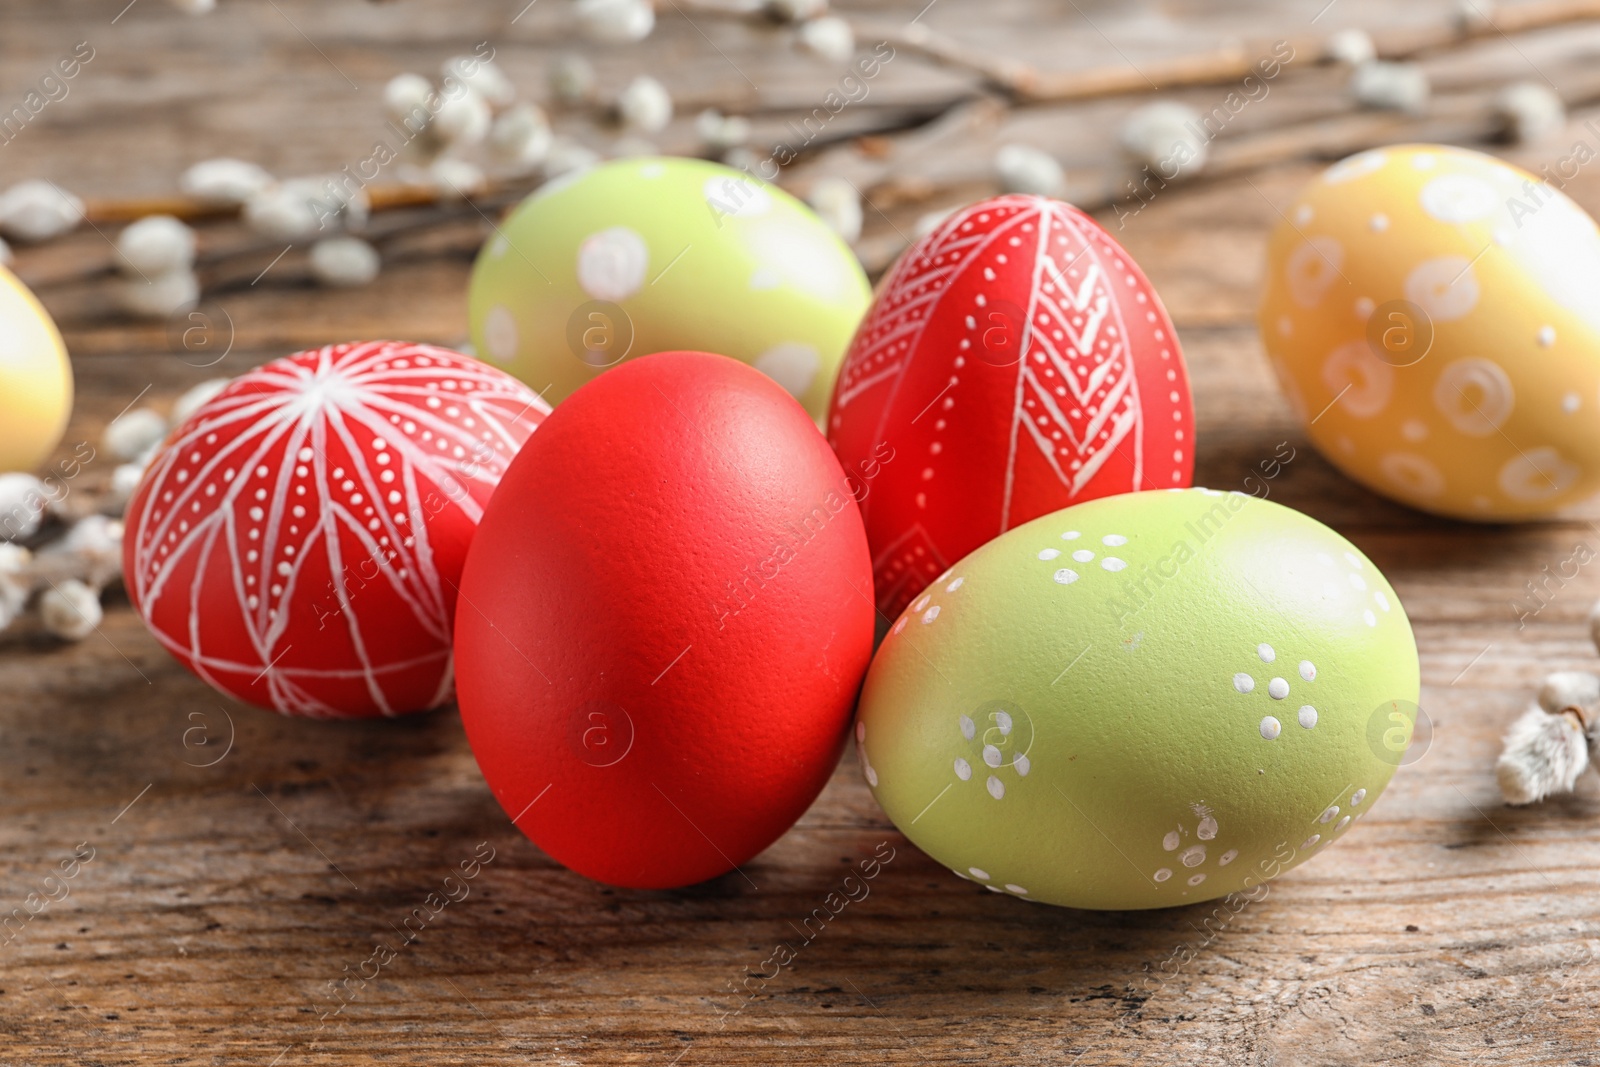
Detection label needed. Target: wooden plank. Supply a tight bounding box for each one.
[7,1,1600,1064]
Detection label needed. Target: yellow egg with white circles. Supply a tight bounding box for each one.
[0,265,73,473]
[1259,143,1600,520]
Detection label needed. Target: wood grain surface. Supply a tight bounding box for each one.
[4,1,1600,1064]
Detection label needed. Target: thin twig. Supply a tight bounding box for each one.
[679,0,1600,103]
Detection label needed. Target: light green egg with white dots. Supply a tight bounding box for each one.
[854,488,1421,910]
[466,157,871,421]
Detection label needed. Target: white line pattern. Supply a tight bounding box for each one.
[127,341,548,718]
[839,199,1143,516]
[869,524,949,614]
[832,196,1174,612]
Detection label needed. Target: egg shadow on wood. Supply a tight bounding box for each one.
[1188,424,1444,533]
[1186,424,1598,597]
[650,834,1283,1028]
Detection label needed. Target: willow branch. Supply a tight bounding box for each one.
[857,0,1600,104]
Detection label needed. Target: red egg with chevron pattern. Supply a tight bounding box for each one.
[123,340,548,719]
[828,195,1194,616]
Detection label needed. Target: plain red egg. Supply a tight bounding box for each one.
[455,350,875,890]
[124,340,547,718]
[828,194,1195,616]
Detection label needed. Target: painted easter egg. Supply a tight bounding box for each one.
[827,194,1194,616]
[1261,143,1600,520]
[854,488,1419,910]
[0,265,73,473]
[466,157,871,422]
[455,350,875,889]
[124,341,547,718]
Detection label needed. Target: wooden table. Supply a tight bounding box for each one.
[5,1,1600,1062]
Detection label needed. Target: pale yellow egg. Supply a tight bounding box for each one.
[1259,143,1600,520]
[0,265,72,473]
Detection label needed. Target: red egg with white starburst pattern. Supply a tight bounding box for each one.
[124,340,548,718]
[828,194,1195,616]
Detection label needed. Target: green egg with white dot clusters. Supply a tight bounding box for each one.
[466,157,871,421]
[854,488,1420,910]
